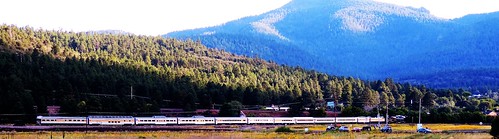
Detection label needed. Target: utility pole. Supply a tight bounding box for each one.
[418,98,422,124]
[130,86,133,100]
[333,95,337,127]
[385,103,389,125]
[377,105,380,126]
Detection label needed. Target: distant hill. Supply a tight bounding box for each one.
[166,0,499,89]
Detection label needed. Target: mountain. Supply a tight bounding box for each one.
[0,25,491,124]
[166,0,499,89]
[0,24,428,117]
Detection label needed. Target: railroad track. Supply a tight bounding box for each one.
[0,125,490,133]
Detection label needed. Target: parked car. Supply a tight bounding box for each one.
[362,125,372,131]
[352,127,361,132]
[338,126,349,132]
[417,128,432,133]
[380,125,392,133]
[326,125,334,131]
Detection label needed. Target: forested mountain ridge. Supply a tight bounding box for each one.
[0,25,492,124]
[166,0,499,90]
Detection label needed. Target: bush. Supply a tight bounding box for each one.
[275,126,294,132]
[490,116,499,138]
[219,101,243,117]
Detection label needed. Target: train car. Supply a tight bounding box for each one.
[274,117,295,124]
[369,117,385,123]
[135,116,178,125]
[37,116,87,125]
[313,117,336,124]
[177,117,215,125]
[357,117,370,123]
[294,117,315,124]
[335,117,357,123]
[215,117,247,124]
[87,116,134,126]
[247,117,274,124]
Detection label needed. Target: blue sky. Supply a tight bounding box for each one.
[1,0,498,35]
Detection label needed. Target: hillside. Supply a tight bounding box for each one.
[166,0,499,89]
[0,25,490,124]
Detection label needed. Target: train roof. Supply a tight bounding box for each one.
[37,116,86,119]
[88,115,133,118]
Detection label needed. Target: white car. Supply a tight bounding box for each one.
[338,126,349,132]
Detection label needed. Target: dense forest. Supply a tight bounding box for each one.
[0,25,495,123]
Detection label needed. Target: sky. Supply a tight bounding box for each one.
[1,0,498,36]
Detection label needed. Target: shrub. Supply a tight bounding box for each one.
[490,116,499,138]
[275,126,294,132]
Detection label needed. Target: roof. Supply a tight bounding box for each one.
[487,111,497,116]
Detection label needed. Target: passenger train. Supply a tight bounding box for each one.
[37,116,385,126]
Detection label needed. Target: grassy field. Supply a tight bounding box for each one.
[0,131,492,139]
[288,123,491,132]
[0,124,492,139]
